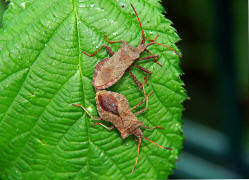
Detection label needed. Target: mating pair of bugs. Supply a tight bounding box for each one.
[73,4,180,174]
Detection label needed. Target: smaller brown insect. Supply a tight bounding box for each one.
[73,87,172,174]
[82,3,181,90]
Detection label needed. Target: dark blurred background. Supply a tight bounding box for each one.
[163,0,248,178]
[0,0,248,178]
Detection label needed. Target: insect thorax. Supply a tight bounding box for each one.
[119,41,140,61]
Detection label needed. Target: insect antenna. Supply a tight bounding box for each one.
[131,137,142,174]
[143,135,172,150]
[130,3,145,44]
[147,42,182,58]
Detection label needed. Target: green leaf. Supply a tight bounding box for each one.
[0,0,186,179]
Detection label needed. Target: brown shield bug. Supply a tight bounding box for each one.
[82,3,181,90]
[73,87,172,174]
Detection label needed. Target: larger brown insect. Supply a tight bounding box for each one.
[82,3,181,90]
[73,87,172,174]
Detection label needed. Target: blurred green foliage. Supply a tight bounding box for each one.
[232,0,248,99]
[164,0,221,130]
[164,0,248,155]
[231,0,248,151]
[0,0,6,27]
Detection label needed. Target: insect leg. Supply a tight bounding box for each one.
[131,91,153,111]
[142,125,164,130]
[104,35,123,44]
[145,49,153,55]
[133,64,152,86]
[134,136,138,142]
[136,54,162,67]
[146,42,182,58]
[72,104,101,121]
[82,45,114,57]
[131,136,141,174]
[133,104,148,115]
[128,70,143,89]
[134,64,151,74]
[92,122,114,130]
[133,85,153,115]
[129,64,152,89]
[145,35,160,42]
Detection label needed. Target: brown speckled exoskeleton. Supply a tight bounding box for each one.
[73,87,172,174]
[82,3,181,90]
